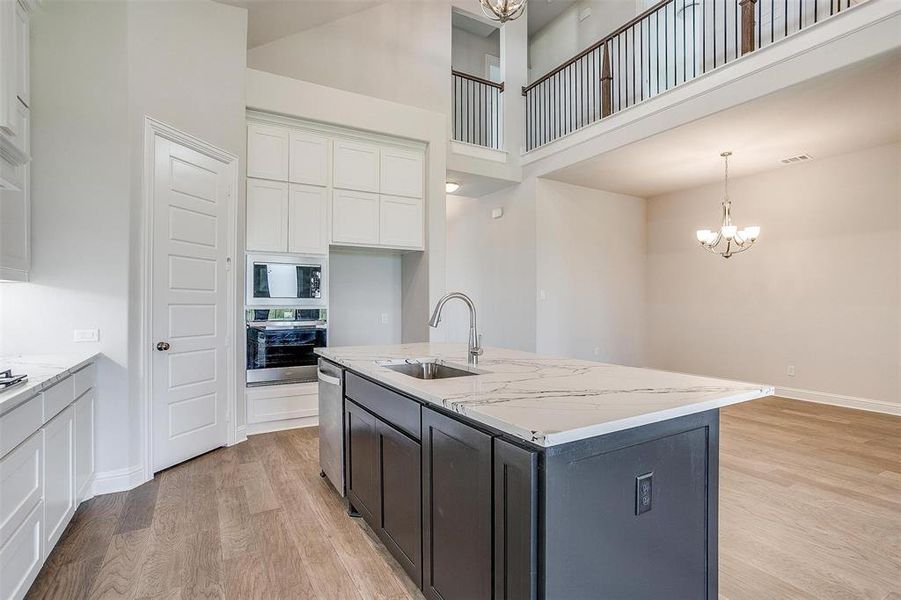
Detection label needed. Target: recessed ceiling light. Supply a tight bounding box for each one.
[446,181,460,193]
[779,153,814,164]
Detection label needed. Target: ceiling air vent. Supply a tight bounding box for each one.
[780,153,814,164]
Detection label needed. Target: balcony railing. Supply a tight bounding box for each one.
[452,70,504,150]
[523,0,859,151]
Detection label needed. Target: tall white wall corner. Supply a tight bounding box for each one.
[500,6,529,165]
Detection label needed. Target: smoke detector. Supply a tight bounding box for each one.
[779,153,814,165]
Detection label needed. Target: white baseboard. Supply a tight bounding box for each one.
[246,415,319,436]
[92,463,146,495]
[776,386,900,416]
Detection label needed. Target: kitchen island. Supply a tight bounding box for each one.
[316,343,773,600]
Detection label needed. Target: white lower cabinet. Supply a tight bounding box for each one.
[0,503,42,600]
[42,404,74,557]
[247,382,318,426]
[0,360,95,600]
[332,189,380,245]
[74,389,95,503]
[380,195,423,249]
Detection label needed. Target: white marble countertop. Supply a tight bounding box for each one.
[0,353,100,416]
[316,343,774,447]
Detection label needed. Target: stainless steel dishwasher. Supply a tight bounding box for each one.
[317,358,345,496]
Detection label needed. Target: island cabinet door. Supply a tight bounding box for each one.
[421,407,493,600]
[376,419,422,587]
[344,400,380,526]
[493,438,538,600]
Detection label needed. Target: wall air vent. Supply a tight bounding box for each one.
[780,153,814,164]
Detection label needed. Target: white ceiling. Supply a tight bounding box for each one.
[528,0,576,35]
[545,50,901,198]
[452,9,499,38]
[218,0,386,48]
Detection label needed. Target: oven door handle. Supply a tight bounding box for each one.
[317,371,341,386]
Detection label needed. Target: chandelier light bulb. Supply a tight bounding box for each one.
[721,225,737,239]
[741,226,761,240]
[696,229,712,243]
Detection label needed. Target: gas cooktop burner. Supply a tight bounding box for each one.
[0,369,27,389]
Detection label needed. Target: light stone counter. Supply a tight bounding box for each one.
[317,343,773,446]
[0,353,100,416]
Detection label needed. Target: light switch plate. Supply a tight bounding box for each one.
[74,329,99,342]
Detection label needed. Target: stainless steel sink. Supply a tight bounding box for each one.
[379,359,480,380]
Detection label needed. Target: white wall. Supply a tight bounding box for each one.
[529,0,639,81]
[646,143,901,406]
[444,180,537,351]
[535,179,646,364]
[452,26,500,79]
[0,0,248,483]
[247,1,451,116]
[0,0,132,476]
[328,251,403,346]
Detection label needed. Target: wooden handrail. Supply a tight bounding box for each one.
[522,0,672,95]
[452,69,505,92]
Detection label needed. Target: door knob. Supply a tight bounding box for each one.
[156,341,170,351]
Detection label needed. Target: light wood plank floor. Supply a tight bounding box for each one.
[26,397,900,600]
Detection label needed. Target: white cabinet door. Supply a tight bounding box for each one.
[332,189,380,245]
[333,140,379,192]
[14,0,27,108]
[0,431,42,546]
[74,390,94,504]
[380,147,423,198]
[0,161,28,279]
[380,195,423,249]
[43,405,74,556]
[246,178,289,252]
[247,123,289,181]
[0,503,42,600]
[288,184,328,255]
[289,131,329,186]
[0,0,16,136]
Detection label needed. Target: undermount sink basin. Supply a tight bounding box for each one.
[379,359,479,380]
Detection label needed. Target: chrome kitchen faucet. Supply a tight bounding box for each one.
[428,292,483,365]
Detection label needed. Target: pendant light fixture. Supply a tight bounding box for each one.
[695,152,760,258]
[480,0,527,23]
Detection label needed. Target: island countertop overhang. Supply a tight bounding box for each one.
[316,342,774,447]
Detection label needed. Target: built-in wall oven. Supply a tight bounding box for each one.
[246,308,328,385]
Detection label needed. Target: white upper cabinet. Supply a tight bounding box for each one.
[246,117,426,254]
[288,184,328,255]
[333,140,380,192]
[0,162,29,281]
[246,178,289,252]
[14,0,27,108]
[289,131,329,186]
[332,189,380,246]
[380,147,423,198]
[247,123,289,181]
[380,195,423,249]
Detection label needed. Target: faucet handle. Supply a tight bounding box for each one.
[474,334,484,355]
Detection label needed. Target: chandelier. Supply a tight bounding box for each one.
[695,152,760,258]
[480,0,527,23]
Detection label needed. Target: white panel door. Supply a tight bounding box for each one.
[332,189,379,245]
[380,194,423,249]
[74,390,94,503]
[247,123,289,181]
[333,139,379,192]
[0,162,29,276]
[43,405,74,555]
[246,178,288,252]
[0,431,42,545]
[380,147,423,198]
[0,503,41,600]
[288,183,328,255]
[152,135,231,472]
[289,131,329,186]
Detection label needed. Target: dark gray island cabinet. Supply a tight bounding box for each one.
[340,370,720,600]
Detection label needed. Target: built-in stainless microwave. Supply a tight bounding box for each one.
[245,254,328,308]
